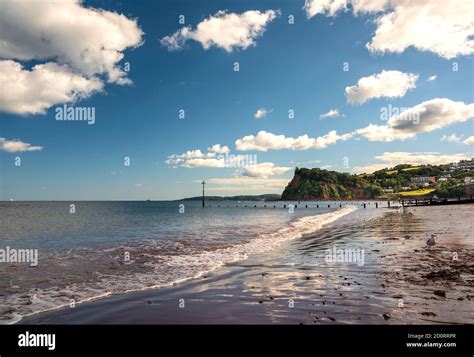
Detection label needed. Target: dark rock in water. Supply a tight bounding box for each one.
[433,290,446,297]
[328,317,336,322]
[420,312,437,317]
[457,297,465,301]
[383,313,391,321]
[258,300,263,304]
[269,296,274,300]
[147,300,152,304]
[305,276,311,280]
[404,235,411,239]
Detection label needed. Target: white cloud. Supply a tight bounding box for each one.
[0,61,103,115]
[366,0,474,60]
[320,108,344,119]
[0,137,43,153]
[304,0,390,18]
[463,136,474,145]
[165,148,225,168]
[345,70,418,104]
[0,0,143,84]
[240,162,291,179]
[427,75,438,81]
[235,130,353,151]
[303,0,349,18]
[441,134,461,142]
[356,98,474,142]
[254,108,271,119]
[166,145,257,169]
[161,10,279,52]
[305,0,474,59]
[207,144,230,154]
[0,0,143,115]
[354,151,471,173]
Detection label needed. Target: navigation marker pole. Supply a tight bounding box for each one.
[202,180,206,207]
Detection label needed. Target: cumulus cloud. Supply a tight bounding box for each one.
[441,134,461,142]
[304,0,349,18]
[165,148,225,168]
[161,10,279,52]
[207,144,230,154]
[356,98,474,142]
[366,0,474,59]
[0,0,143,83]
[166,145,257,169]
[463,136,474,145]
[0,61,103,115]
[0,0,143,115]
[345,70,418,105]
[304,0,391,17]
[254,108,271,119]
[0,137,43,153]
[354,151,471,173]
[304,0,474,59]
[240,162,291,179]
[235,130,353,152]
[320,108,343,119]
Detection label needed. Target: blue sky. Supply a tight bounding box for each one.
[0,0,473,200]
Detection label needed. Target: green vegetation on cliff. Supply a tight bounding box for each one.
[281,167,383,200]
[281,161,474,200]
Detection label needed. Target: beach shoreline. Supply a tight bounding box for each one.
[18,204,474,325]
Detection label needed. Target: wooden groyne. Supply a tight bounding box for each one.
[400,196,474,207]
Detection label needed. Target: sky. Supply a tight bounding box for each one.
[0,0,473,200]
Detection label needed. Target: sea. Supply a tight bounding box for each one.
[0,200,361,324]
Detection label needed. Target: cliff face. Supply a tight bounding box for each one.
[281,168,382,200]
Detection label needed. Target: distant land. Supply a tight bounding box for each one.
[282,159,474,201]
[178,194,281,202]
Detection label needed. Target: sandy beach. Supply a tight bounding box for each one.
[19,204,474,325]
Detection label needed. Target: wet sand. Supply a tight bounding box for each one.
[20,205,474,324]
